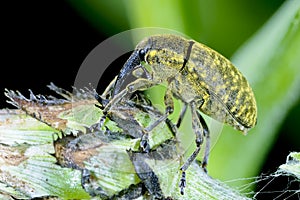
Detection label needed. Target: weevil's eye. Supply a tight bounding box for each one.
[138,49,146,61]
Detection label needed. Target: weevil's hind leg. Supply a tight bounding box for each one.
[197,111,210,172]
[165,118,177,137]
[176,103,188,128]
[179,101,204,195]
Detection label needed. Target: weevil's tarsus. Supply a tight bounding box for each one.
[81,168,91,187]
[179,171,186,195]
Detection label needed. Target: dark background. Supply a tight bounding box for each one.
[1,0,112,108]
[1,1,299,199]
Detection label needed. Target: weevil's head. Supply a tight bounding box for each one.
[135,38,151,63]
[113,34,190,96]
[135,34,192,72]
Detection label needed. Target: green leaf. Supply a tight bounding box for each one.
[0,111,90,199]
[0,96,251,199]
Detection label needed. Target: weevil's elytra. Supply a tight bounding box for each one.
[104,34,257,195]
[188,42,257,130]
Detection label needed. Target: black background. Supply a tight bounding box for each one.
[1,1,299,199]
[1,0,109,108]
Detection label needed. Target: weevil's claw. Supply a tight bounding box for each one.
[202,162,208,173]
[94,92,109,109]
[140,134,150,153]
[179,171,186,195]
[140,139,150,153]
[99,115,106,128]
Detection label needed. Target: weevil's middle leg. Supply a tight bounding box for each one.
[141,86,175,152]
[144,86,174,132]
[125,96,178,136]
[179,101,204,195]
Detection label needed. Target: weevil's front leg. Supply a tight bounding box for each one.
[132,64,152,80]
[101,78,156,152]
[103,78,155,114]
[102,76,118,98]
[94,76,117,109]
[179,100,204,195]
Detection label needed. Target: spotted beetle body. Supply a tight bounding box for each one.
[113,34,257,133]
[104,34,257,195]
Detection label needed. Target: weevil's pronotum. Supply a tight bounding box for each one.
[101,34,257,195]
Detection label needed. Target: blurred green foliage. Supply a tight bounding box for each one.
[211,0,300,186]
[68,0,284,56]
[67,0,299,192]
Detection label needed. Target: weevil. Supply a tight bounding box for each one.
[101,34,257,195]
